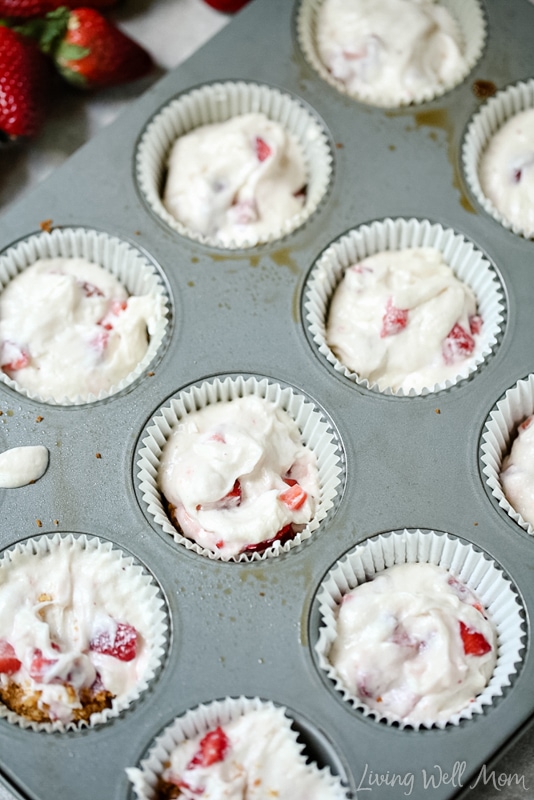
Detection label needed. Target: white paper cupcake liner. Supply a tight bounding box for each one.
[127,695,350,800]
[0,532,168,732]
[0,227,170,406]
[137,374,344,562]
[463,79,534,238]
[304,217,505,396]
[135,81,333,249]
[296,0,486,107]
[481,374,534,534]
[315,529,525,730]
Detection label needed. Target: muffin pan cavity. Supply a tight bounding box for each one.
[135,374,346,562]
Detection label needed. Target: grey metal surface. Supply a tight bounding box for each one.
[0,0,534,798]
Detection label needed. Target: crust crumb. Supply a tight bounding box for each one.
[39,219,53,233]
[35,415,44,423]
[0,680,113,723]
[36,519,42,528]
[95,452,102,459]
[435,408,441,414]
[147,371,155,377]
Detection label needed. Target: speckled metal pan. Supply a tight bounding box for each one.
[0,1,534,798]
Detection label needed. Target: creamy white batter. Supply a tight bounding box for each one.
[317,0,467,106]
[163,112,307,246]
[0,545,150,724]
[328,563,496,725]
[479,108,534,237]
[501,415,534,527]
[326,247,482,392]
[0,445,49,488]
[160,706,344,799]
[158,395,319,558]
[0,258,163,402]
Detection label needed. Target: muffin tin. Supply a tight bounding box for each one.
[1,0,534,797]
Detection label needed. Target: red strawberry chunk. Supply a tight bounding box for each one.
[0,640,21,675]
[469,314,483,335]
[90,621,138,662]
[380,297,409,337]
[279,483,307,510]
[442,323,475,364]
[519,415,534,432]
[110,299,127,314]
[459,621,492,656]
[29,648,58,681]
[1,341,30,371]
[255,136,272,162]
[241,523,293,554]
[188,726,229,768]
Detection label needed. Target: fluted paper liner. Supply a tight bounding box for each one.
[304,217,505,395]
[137,374,344,562]
[481,374,534,534]
[0,227,169,405]
[296,0,486,107]
[315,529,525,729]
[0,532,168,732]
[463,79,534,238]
[136,81,333,248]
[127,696,349,800]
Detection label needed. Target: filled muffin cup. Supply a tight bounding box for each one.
[127,695,350,800]
[135,80,333,249]
[314,528,525,730]
[137,374,344,562]
[0,227,169,406]
[463,78,534,238]
[296,0,486,107]
[481,373,534,535]
[304,216,505,396]
[0,532,168,732]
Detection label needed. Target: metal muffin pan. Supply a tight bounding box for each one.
[1,0,534,797]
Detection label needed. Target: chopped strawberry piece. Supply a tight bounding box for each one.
[513,168,522,183]
[199,480,242,513]
[29,648,58,680]
[469,314,483,335]
[215,540,224,549]
[1,341,30,371]
[279,483,307,510]
[188,726,229,768]
[90,621,138,662]
[0,640,21,675]
[459,621,492,656]
[80,281,104,298]
[442,323,475,365]
[255,136,271,162]
[241,523,294,554]
[283,476,298,487]
[519,416,534,432]
[380,297,409,337]
[208,431,225,443]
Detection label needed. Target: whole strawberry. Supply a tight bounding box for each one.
[0,0,116,20]
[202,0,251,11]
[41,7,153,89]
[0,25,49,140]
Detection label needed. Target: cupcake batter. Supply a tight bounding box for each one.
[156,705,345,799]
[158,395,320,558]
[0,257,163,402]
[326,247,482,392]
[0,544,149,724]
[328,562,496,725]
[317,0,468,106]
[479,108,534,237]
[163,112,307,246]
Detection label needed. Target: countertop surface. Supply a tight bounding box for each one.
[0,1,534,798]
